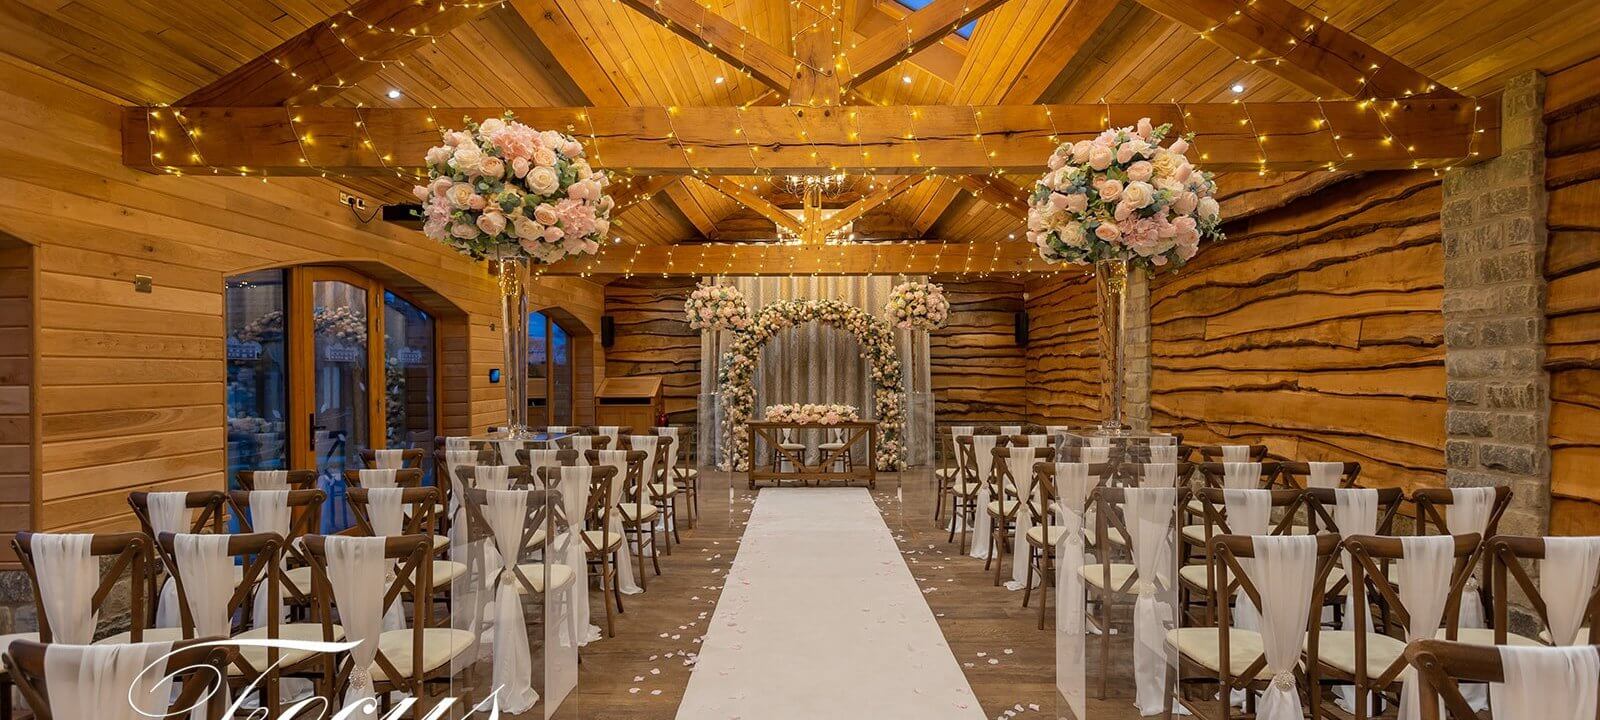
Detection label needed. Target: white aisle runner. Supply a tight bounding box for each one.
[677,487,987,720]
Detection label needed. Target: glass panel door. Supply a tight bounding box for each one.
[308,275,372,532]
[384,290,436,483]
[224,270,289,482]
[528,311,549,426]
[550,318,573,425]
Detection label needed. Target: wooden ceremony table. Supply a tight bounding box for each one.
[746,420,878,490]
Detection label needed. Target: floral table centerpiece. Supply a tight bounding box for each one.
[1026,117,1223,432]
[414,113,613,437]
[883,281,950,331]
[763,403,861,425]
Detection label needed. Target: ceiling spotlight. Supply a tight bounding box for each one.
[387,89,402,99]
[714,76,725,84]
[1230,83,1245,93]
[902,75,913,84]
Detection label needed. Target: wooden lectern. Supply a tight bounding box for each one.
[596,376,663,431]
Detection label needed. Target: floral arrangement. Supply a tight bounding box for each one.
[719,298,904,471]
[1026,117,1224,271]
[684,283,752,331]
[883,281,950,331]
[763,403,860,425]
[413,113,613,264]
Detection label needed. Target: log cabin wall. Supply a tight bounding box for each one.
[603,277,701,425]
[1544,59,1600,534]
[0,57,605,535]
[1022,272,1103,426]
[1148,171,1448,491]
[928,278,1027,422]
[0,239,34,568]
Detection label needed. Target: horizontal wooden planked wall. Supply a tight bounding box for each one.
[928,278,1027,422]
[1544,65,1600,534]
[0,57,605,535]
[603,277,700,425]
[0,241,32,564]
[1149,171,1447,491]
[1023,271,1103,427]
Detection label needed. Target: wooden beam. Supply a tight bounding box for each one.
[698,177,806,236]
[954,176,1028,219]
[124,98,1498,175]
[1001,0,1119,105]
[540,240,1058,276]
[510,0,628,106]
[1133,0,1457,100]
[177,0,495,106]
[815,176,923,236]
[844,0,1011,87]
[616,0,796,96]
[790,10,842,105]
[610,175,679,212]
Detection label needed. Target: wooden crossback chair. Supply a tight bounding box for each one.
[227,489,326,621]
[1489,535,1600,646]
[453,464,534,491]
[344,468,425,489]
[946,435,991,553]
[1315,534,1479,720]
[128,491,227,626]
[1198,444,1270,462]
[360,448,426,469]
[460,485,574,602]
[1301,487,1406,537]
[346,486,459,621]
[235,469,317,491]
[1167,532,1340,720]
[1410,486,1514,628]
[1178,487,1310,626]
[1403,639,1600,720]
[1122,442,1195,464]
[626,434,682,550]
[1276,461,1362,489]
[3,638,233,720]
[557,433,610,450]
[1023,460,1114,628]
[1116,460,1198,488]
[570,464,623,637]
[516,447,580,467]
[986,445,1056,585]
[1194,462,1282,490]
[12,531,150,642]
[587,449,658,588]
[1081,486,1191,699]
[300,534,470,713]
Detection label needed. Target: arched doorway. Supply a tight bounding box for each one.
[529,306,596,426]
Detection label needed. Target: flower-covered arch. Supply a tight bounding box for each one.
[719,298,905,471]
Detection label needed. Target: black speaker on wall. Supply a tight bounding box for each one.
[1013,311,1029,347]
[601,315,616,348]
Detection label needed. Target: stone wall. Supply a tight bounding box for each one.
[1440,71,1552,537]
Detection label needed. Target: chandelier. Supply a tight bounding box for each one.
[775,172,855,198]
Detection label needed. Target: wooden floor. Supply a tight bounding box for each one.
[551,469,1146,720]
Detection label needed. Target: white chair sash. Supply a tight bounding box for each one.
[1148,445,1178,464]
[547,426,569,434]
[444,436,469,451]
[629,436,661,497]
[1250,535,1317,720]
[558,466,597,645]
[1001,425,1023,437]
[1221,445,1251,463]
[1081,446,1110,464]
[247,490,292,629]
[968,435,1000,560]
[484,489,539,713]
[1222,462,1261,489]
[1223,489,1271,632]
[474,465,512,491]
[365,488,408,632]
[33,533,98,644]
[446,449,480,563]
[1307,462,1343,488]
[252,470,290,491]
[597,426,621,445]
[1448,486,1496,629]
[373,449,406,469]
[1397,535,1456,720]
[1006,447,1041,590]
[1127,486,1179,716]
[1541,537,1600,646]
[173,533,234,720]
[1087,436,1110,448]
[1331,488,1379,710]
[1143,463,1178,488]
[357,469,397,488]
[45,642,180,720]
[569,435,594,465]
[657,428,680,476]
[325,535,388,716]
[1493,645,1600,720]
[148,492,191,628]
[524,449,560,471]
[594,450,641,595]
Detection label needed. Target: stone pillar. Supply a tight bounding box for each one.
[1124,268,1152,432]
[1441,70,1551,538]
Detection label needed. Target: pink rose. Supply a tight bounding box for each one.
[1172,191,1199,215]
[1114,201,1134,221]
[533,204,559,225]
[1097,179,1123,201]
[562,140,584,157]
[452,143,484,175]
[1065,193,1088,213]
[1093,223,1120,242]
[466,193,487,211]
[1048,193,1070,211]
[534,147,557,167]
[1087,146,1114,171]
[511,157,531,178]
[1170,138,1190,155]
[1047,152,1067,171]
[1116,143,1137,164]
[425,145,453,166]
[450,222,478,240]
[568,180,597,201]
[1175,163,1193,183]
[1122,180,1155,209]
[1136,117,1154,139]
[476,211,506,237]
[527,166,560,195]
[1126,160,1154,183]
[412,184,429,201]
[539,130,564,149]
[543,225,564,243]
[445,182,475,209]
[480,156,505,179]
[512,215,541,240]
[1071,140,1093,164]
[479,118,507,136]
[430,177,453,197]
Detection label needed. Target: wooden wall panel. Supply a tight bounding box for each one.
[0,57,605,534]
[1544,74,1600,534]
[603,277,700,425]
[1149,171,1448,491]
[1023,271,1102,427]
[0,240,33,565]
[928,278,1027,422]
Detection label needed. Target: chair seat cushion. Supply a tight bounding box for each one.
[986,500,1026,517]
[619,503,659,522]
[370,628,476,682]
[1313,630,1407,677]
[1540,626,1593,644]
[935,467,960,480]
[1181,524,1208,545]
[818,442,846,450]
[778,443,805,450]
[431,560,467,587]
[951,481,981,496]
[1167,627,1269,678]
[1439,627,1540,647]
[512,562,577,593]
[96,627,187,645]
[648,482,680,497]
[231,623,346,673]
[1083,526,1129,547]
[582,529,625,551]
[1077,563,1136,591]
[1026,525,1070,546]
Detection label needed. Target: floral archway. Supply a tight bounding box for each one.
[718,298,905,471]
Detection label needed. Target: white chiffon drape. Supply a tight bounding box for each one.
[1493,645,1600,720]
[365,488,410,633]
[1249,535,1317,720]
[1221,445,1251,463]
[325,535,389,718]
[44,642,180,720]
[1396,535,1456,720]
[1148,445,1178,464]
[1331,488,1379,711]
[1126,487,1179,717]
[484,489,539,714]
[1448,487,1496,630]
[1005,448,1041,590]
[594,450,642,595]
[1541,537,1600,645]
[252,470,290,490]
[1307,462,1343,489]
[1222,463,1262,489]
[173,533,234,720]
[148,491,192,629]
[1054,462,1093,717]
[374,449,406,469]
[1223,489,1271,633]
[968,436,1000,560]
[34,533,99,643]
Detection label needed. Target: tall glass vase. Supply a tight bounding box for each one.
[1094,258,1131,435]
[497,256,531,438]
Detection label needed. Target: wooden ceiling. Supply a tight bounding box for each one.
[5,0,1596,273]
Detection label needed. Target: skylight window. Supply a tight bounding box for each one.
[894,0,977,38]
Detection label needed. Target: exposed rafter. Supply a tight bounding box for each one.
[542,239,1057,276]
[815,176,924,237]
[177,0,496,107]
[510,0,628,106]
[954,176,1028,219]
[1133,0,1459,100]
[698,176,807,236]
[126,99,1497,175]
[844,0,1012,87]
[616,0,796,96]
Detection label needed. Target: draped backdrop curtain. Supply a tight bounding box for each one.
[698,275,933,466]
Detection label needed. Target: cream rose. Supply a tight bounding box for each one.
[1122,181,1155,209]
[1087,145,1114,171]
[527,166,560,195]
[1093,222,1121,242]
[1198,196,1220,222]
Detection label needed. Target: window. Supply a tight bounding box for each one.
[895,0,976,37]
[225,270,289,483]
[385,291,437,483]
[528,311,575,426]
